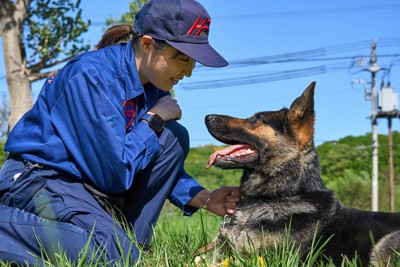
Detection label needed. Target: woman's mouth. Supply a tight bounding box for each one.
[172,77,184,85]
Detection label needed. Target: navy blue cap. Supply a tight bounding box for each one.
[134,0,228,67]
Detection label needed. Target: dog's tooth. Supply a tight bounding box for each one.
[246,149,254,154]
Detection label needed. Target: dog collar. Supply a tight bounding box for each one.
[220,214,231,230]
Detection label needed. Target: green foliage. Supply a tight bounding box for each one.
[317,132,400,211]
[317,135,371,177]
[25,0,91,69]
[185,145,242,190]
[0,141,6,165]
[105,0,148,27]
[323,169,371,210]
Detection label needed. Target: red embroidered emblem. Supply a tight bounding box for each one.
[186,18,210,36]
[123,99,136,129]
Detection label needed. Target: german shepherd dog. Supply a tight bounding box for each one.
[204,82,400,266]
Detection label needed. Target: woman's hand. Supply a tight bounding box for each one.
[149,95,182,121]
[206,187,242,216]
[188,187,242,217]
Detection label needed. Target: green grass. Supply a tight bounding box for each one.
[1,143,400,266]
[0,207,372,267]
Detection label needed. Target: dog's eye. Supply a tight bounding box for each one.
[249,117,261,123]
[254,115,265,122]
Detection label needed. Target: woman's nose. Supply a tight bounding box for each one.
[184,59,196,77]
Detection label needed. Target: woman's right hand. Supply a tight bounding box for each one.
[148,95,182,121]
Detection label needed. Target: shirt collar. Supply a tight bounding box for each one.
[122,42,145,100]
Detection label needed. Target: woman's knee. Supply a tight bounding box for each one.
[163,121,190,158]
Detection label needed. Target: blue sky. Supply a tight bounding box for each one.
[1,0,399,147]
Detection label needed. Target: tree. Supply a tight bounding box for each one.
[0,0,90,131]
[105,0,147,26]
[0,95,9,140]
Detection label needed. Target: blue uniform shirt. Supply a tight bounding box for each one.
[5,42,204,214]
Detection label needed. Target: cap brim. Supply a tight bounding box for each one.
[165,41,228,67]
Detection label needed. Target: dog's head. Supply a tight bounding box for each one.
[205,82,322,195]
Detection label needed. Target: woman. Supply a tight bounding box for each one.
[0,0,240,265]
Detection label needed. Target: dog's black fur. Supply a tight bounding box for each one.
[204,82,400,266]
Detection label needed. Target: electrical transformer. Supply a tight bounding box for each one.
[378,86,399,112]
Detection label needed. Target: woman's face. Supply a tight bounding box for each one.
[138,39,196,91]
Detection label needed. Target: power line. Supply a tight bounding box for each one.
[180,39,400,90]
[213,4,400,20]
[1,38,398,90]
[180,62,349,90]
[86,4,400,27]
[182,89,354,111]
[195,39,400,71]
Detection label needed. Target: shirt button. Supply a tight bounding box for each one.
[13,196,22,205]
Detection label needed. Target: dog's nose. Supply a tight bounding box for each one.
[205,115,216,123]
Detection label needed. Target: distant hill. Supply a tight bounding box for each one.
[317,132,400,211]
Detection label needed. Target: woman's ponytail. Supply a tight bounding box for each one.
[95,24,141,50]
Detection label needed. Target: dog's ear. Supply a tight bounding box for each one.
[287,82,316,146]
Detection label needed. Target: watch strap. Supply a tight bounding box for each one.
[140,113,153,123]
[140,113,165,133]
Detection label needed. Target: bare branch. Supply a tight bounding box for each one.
[27,38,63,73]
[0,0,11,17]
[14,0,30,22]
[28,69,59,83]
[27,54,74,82]
[0,0,15,21]
[27,55,73,76]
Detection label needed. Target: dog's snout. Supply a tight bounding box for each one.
[205,114,217,123]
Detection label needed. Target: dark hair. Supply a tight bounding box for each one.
[95,24,169,51]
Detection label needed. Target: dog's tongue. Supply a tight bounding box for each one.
[207,144,255,169]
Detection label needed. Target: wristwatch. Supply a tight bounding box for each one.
[140,113,165,133]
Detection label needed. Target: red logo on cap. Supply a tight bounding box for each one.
[186,18,210,36]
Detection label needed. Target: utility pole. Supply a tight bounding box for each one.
[388,117,394,211]
[369,41,380,212]
[378,83,399,211]
[362,40,399,212]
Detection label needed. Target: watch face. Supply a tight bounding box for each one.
[149,114,165,132]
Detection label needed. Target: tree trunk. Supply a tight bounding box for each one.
[1,0,33,131]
